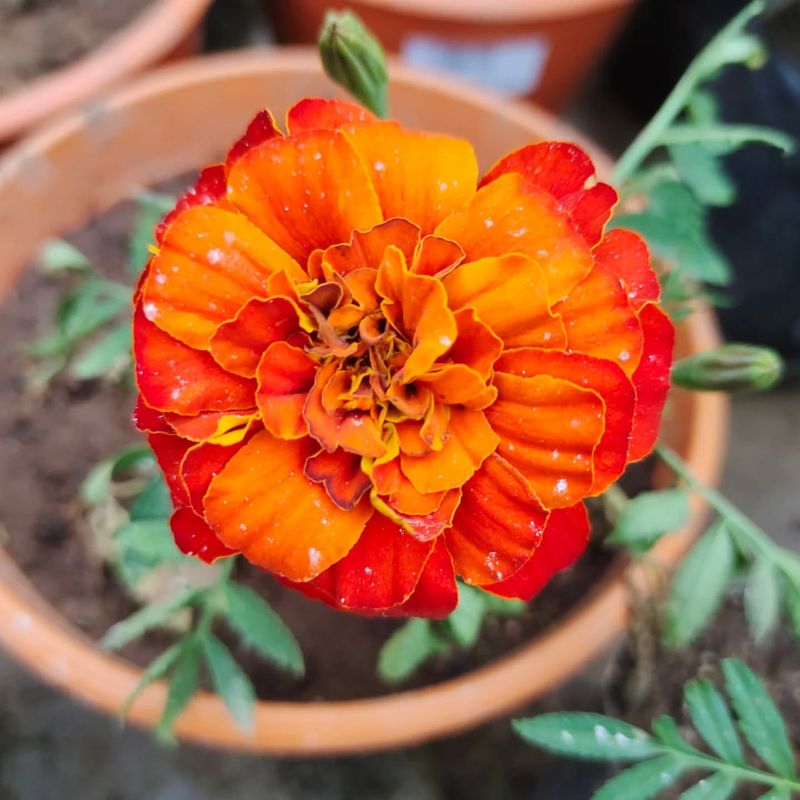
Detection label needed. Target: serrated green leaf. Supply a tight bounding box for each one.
[663,520,736,648]
[684,679,744,764]
[722,658,796,778]
[201,633,256,733]
[446,583,487,647]
[101,588,198,650]
[38,239,91,274]
[224,583,304,676]
[744,557,781,643]
[156,638,201,743]
[591,755,684,800]
[652,715,703,755]
[512,713,661,762]
[668,143,736,207]
[129,476,172,521]
[69,324,131,380]
[377,618,447,684]
[608,488,690,553]
[678,773,737,800]
[113,519,185,591]
[119,642,182,721]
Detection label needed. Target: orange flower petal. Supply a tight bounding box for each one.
[168,410,256,444]
[496,348,635,499]
[304,448,372,510]
[305,362,387,458]
[445,454,547,584]
[148,431,192,506]
[286,512,434,612]
[400,408,499,494]
[380,488,461,543]
[372,457,445,514]
[134,302,256,415]
[484,503,589,600]
[554,264,643,376]
[255,341,316,440]
[411,234,465,277]
[628,304,674,462]
[227,129,383,262]
[593,228,660,312]
[171,507,236,563]
[210,296,301,377]
[392,538,458,618]
[225,109,281,170]
[480,141,617,246]
[314,218,419,280]
[133,396,171,433]
[204,431,371,581]
[443,253,567,349]
[375,245,457,380]
[487,372,604,509]
[155,165,229,244]
[418,363,497,410]
[435,173,593,305]
[286,98,375,133]
[448,308,504,379]
[143,206,303,350]
[344,121,479,235]
[180,435,252,515]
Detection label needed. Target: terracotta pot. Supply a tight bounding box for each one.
[0,49,728,755]
[0,0,213,144]
[269,0,636,110]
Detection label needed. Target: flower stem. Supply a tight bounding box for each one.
[654,444,800,591]
[613,0,766,184]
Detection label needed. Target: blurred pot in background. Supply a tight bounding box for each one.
[265,0,637,110]
[0,0,213,144]
[605,0,800,362]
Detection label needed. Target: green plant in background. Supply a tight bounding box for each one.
[515,658,799,799]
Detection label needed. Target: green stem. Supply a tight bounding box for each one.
[613,0,766,183]
[657,124,795,153]
[655,444,800,591]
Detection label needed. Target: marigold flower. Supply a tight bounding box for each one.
[133,99,674,617]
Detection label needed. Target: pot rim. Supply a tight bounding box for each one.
[0,50,729,755]
[319,0,634,24]
[0,0,213,142]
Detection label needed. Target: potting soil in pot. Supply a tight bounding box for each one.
[0,0,151,96]
[0,183,627,702]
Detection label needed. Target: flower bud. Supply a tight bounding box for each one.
[318,10,388,119]
[671,344,784,392]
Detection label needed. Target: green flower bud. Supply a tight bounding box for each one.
[671,344,784,392]
[318,10,388,119]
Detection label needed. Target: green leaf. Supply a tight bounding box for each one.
[201,633,256,733]
[608,488,690,553]
[129,476,172,521]
[668,143,736,207]
[377,618,447,684]
[481,592,526,616]
[224,583,304,676]
[101,588,198,650]
[652,715,703,755]
[683,679,744,764]
[663,520,736,648]
[156,638,201,743]
[69,324,131,380]
[129,192,174,276]
[56,283,129,343]
[591,755,684,800]
[80,446,153,505]
[659,124,795,155]
[783,582,800,639]
[755,790,791,800]
[113,519,185,591]
[722,658,796,778]
[119,642,182,720]
[446,583,487,647]
[678,773,737,800]
[38,239,91,274]
[512,713,662,762]
[744,557,781,643]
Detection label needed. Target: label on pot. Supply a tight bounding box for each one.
[400,34,550,98]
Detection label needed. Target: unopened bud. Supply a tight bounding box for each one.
[671,344,784,392]
[318,10,388,118]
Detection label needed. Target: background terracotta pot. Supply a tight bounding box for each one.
[268,0,636,110]
[0,50,728,755]
[0,0,213,144]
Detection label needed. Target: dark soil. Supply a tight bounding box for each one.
[0,0,151,96]
[605,595,800,798]
[0,184,626,703]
